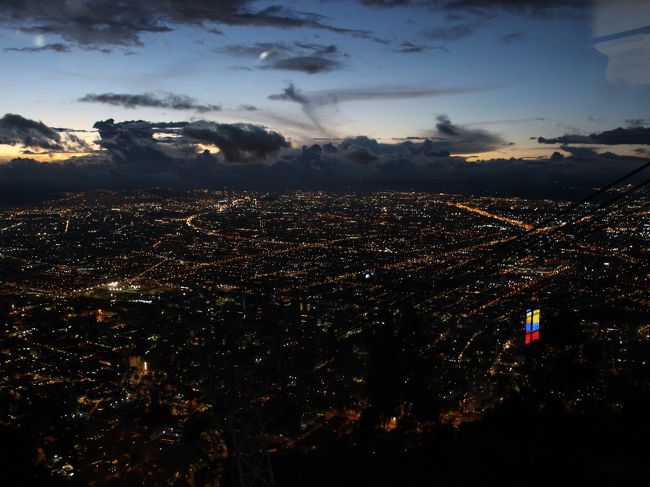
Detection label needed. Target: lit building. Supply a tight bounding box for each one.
[524,308,540,345]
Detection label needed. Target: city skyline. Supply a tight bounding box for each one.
[1,187,649,484]
[1,3,650,485]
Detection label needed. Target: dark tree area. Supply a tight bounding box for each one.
[272,391,650,487]
[272,305,650,487]
[361,306,440,432]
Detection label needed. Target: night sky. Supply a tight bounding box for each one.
[0,0,648,195]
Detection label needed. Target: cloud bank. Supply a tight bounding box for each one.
[538,126,650,145]
[89,118,289,164]
[1,113,647,203]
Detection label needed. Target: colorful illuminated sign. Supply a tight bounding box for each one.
[525,308,540,345]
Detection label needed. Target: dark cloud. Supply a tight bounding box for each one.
[585,126,650,145]
[3,42,70,53]
[626,119,650,128]
[182,122,290,162]
[239,105,258,111]
[269,83,324,132]
[268,83,310,104]
[269,82,495,134]
[27,116,289,173]
[432,0,590,16]
[0,113,62,150]
[344,147,379,165]
[220,42,292,59]
[0,113,89,152]
[424,20,483,41]
[429,115,507,153]
[219,41,345,74]
[262,56,342,74]
[355,0,589,16]
[538,134,593,144]
[220,41,343,60]
[498,32,528,44]
[359,0,412,6]
[79,93,222,112]
[293,42,343,57]
[392,41,448,53]
[91,119,191,165]
[560,144,598,160]
[0,1,381,48]
[220,5,382,42]
[538,126,650,145]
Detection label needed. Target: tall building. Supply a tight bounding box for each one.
[524,309,540,345]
